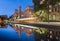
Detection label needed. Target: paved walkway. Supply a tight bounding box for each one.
[34,22,60,26]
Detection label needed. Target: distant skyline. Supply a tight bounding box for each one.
[0,0,34,17]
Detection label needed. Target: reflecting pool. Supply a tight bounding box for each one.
[0,25,35,41]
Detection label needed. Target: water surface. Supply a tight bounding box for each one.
[0,25,35,41]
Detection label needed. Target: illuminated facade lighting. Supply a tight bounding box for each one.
[50,31,52,34]
[49,9,52,12]
[49,5,52,8]
[58,3,60,5]
[50,35,52,38]
[40,1,44,4]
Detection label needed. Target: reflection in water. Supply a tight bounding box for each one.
[0,25,35,41]
[10,23,60,41]
[24,27,33,36]
[11,24,35,41]
[12,23,51,41]
[11,24,34,37]
[1,21,60,41]
[0,17,35,41]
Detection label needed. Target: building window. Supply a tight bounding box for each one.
[50,31,52,34]
[17,16,20,19]
[14,17,16,19]
[50,35,52,39]
[21,15,25,18]
[29,12,32,14]
[16,16,18,19]
[52,14,56,20]
[49,15,51,20]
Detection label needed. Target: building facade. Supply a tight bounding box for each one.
[48,3,60,21]
[11,6,36,23]
[33,0,60,21]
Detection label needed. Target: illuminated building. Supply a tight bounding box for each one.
[33,0,60,41]
[48,3,60,21]
[10,6,35,36]
[12,6,34,19]
[11,6,36,23]
[12,6,21,19]
[33,0,60,21]
[23,6,34,18]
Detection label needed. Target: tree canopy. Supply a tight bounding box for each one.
[33,0,60,11]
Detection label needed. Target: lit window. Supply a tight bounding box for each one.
[14,17,16,19]
[29,12,31,14]
[49,9,52,12]
[42,11,44,13]
[59,3,60,5]
[50,35,52,38]
[21,27,24,29]
[17,16,20,19]
[50,31,52,34]
[52,14,56,20]
[29,29,32,32]
[49,5,52,8]
[40,1,43,4]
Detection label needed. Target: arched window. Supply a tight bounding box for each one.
[52,14,56,20]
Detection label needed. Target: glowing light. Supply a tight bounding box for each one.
[29,12,32,14]
[29,29,32,32]
[58,3,60,5]
[49,9,52,12]
[50,35,52,38]
[50,31,52,34]
[49,5,52,8]
[40,1,43,4]
[21,27,24,29]
[42,11,44,13]
[35,28,49,34]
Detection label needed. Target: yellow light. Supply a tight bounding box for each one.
[50,35,52,38]
[58,3,60,5]
[49,9,52,12]
[40,1,43,4]
[42,11,44,13]
[49,5,52,8]
[50,31,52,34]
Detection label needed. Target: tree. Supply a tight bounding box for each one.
[33,10,48,21]
[33,0,60,11]
[34,28,49,35]
[34,27,49,41]
[33,0,60,21]
[33,0,48,11]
